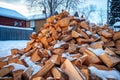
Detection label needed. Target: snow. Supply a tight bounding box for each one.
[4,63,27,71]
[91,41,103,45]
[68,26,73,31]
[2,57,8,62]
[47,50,51,56]
[75,44,81,48]
[0,7,26,20]
[27,14,49,20]
[93,34,100,38]
[86,31,92,35]
[113,22,120,26]
[20,54,42,75]
[32,32,37,34]
[89,66,120,80]
[81,44,89,47]
[88,48,104,56]
[19,54,26,60]
[113,22,120,31]
[62,52,76,61]
[24,57,41,75]
[74,17,85,21]
[53,40,66,48]
[0,40,29,58]
[0,25,33,30]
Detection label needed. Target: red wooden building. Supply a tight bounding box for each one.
[0,7,26,27]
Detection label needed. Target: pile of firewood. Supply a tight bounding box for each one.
[0,11,120,80]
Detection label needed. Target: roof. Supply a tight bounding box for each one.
[0,25,33,30]
[0,7,26,20]
[113,22,120,26]
[27,14,49,21]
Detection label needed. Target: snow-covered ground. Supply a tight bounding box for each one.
[0,40,29,58]
[0,40,42,76]
[0,40,120,79]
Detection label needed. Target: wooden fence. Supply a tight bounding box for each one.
[0,25,33,40]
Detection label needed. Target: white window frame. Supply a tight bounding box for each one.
[30,20,35,28]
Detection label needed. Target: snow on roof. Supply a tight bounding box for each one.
[27,14,49,20]
[0,7,26,20]
[113,22,120,26]
[0,25,33,30]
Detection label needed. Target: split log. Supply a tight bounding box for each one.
[33,60,54,78]
[40,49,50,58]
[84,49,101,65]
[115,50,120,55]
[0,77,13,80]
[23,67,33,80]
[57,17,73,27]
[49,55,60,65]
[71,30,81,38]
[8,56,19,64]
[32,60,54,78]
[11,49,18,55]
[101,30,112,38]
[51,67,61,79]
[52,48,64,55]
[31,49,41,62]
[0,66,14,77]
[115,63,120,72]
[47,16,55,23]
[80,68,89,80]
[74,54,88,67]
[104,41,115,48]
[104,48,115,55]
[32,77,45,80]
[113,31,120,40]
[12,70,23,80]
[40,36,49,49]
[25,48,37,56]
[79,44,89,53]
[43,71,52,79]
[89,64,112,70]
[0,61,8,68]
[99,52,120,67]
[61,59,85,80]
[62,35,73,42]
[90,41,103,49]
[24,44,32,52]
[80,21,89,30]
[76,38,82,45]
[0,57,7,61]
[79,30,89,39]
[100,36,109,43]
[115,40,120,49]
[68,44,77,53]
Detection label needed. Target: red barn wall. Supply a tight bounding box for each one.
[0,16,26,27]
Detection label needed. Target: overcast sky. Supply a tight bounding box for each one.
[0,0,107,23]
[0,0,29,16]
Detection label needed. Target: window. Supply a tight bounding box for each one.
[19,22,22,26]
[14,21,18,27]
[30,20,35,28]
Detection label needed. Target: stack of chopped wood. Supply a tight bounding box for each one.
[0,11,120,80]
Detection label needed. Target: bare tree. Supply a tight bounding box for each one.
[27,0,62,17]
[81,4,96,19]
[26,0,84,17]
[63,0,82,12]
[98,8,106,25]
